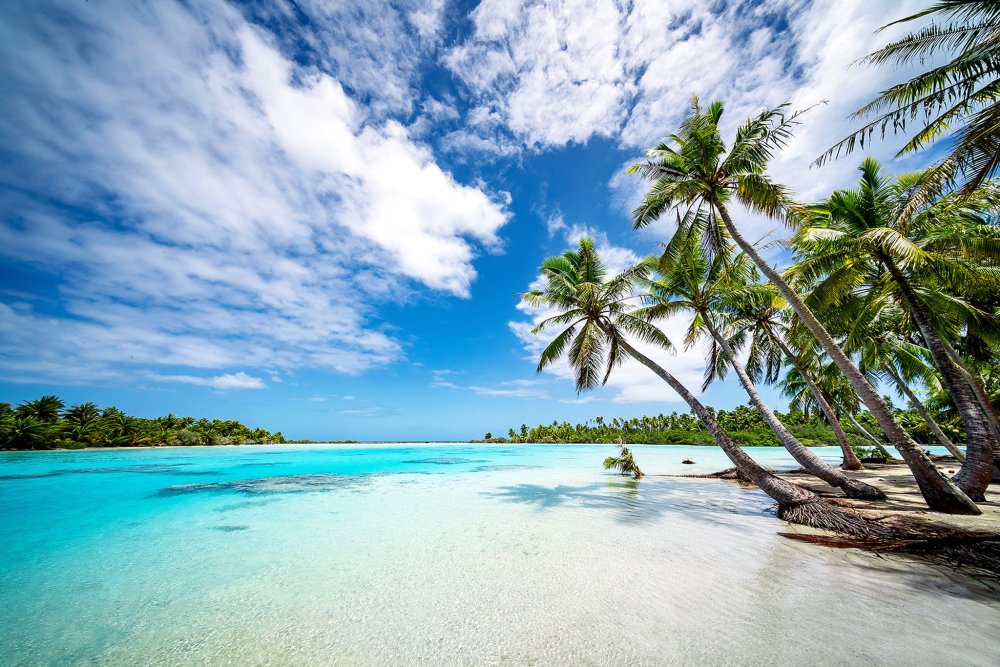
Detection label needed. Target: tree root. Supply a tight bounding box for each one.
[840,477,887,501]
[778,500,899,541]
[778,499,1000,576]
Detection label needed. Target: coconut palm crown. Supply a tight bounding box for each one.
[628,98,805,248]
[520,238,673,392]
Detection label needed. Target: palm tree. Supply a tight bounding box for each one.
[888,366,966,461]
[639,236,883,498]
[0,416,54,449]
[628,99,979,514]
[818,0,1000,197]
[523,238,888,534]
[734,289,865,470]
[62,402,104,446]
[851,308,967,461]
[791,157,999,499]
[15,395,65,422]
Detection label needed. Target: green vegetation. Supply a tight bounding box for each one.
[0,395,286,450]
[515,1,1000,524]
[481,403,935,448]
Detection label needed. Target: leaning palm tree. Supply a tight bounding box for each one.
[627,99,979,514]
[732,287,865,471]
[795,361,900,463]
[791,158,999,499]
[818,0,1000,198]
[522,238,890,533]
[852,307,967,461]
[639,235,883,498]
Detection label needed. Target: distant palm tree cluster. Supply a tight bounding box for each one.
[481,400,958,452]
[522,1,1000,532]
[0,395,286,449]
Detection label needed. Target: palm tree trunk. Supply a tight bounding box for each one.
[613,336,895,535]
[942,342,1000,482]
[703,317,883,499]
[712,198,979,514]
[612,336,806,501]
[842,410,895,460]
[774,338,863,470]
[884,366,965,462]
[942,340,1000,440]
[882,259,995,500]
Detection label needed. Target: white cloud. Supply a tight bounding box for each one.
[339,406,396,418]
[150,371,266,390]
[446,0,932,210]
[0,0,508,385]
[545,211,568,236]
[240,0,447,117]
[407,0,446,39]
[558,396,601,405]
[431,371,549,399]
[445,0,628,148]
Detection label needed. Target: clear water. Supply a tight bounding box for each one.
[1,444,998,666]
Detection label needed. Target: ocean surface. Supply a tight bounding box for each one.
[1,443,998,666]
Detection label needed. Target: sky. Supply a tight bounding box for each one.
[0,0,940,440]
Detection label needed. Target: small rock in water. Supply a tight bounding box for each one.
[681,459,695,465]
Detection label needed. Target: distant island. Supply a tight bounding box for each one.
[2,393,959,456]
[0,395,292,450]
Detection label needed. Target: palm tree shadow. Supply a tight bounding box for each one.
[484,476,773,526]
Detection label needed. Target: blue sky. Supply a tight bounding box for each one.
[0,0,938,440]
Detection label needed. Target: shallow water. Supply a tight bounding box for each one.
[1,444,997,665]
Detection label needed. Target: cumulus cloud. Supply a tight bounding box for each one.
[0,0,508,385]
[447,0,929,202]
[238,0,447,117]
[445,0,628,148]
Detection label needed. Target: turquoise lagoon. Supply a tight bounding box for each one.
[2,444,999,665]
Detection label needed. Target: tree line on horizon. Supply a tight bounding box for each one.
[479,397,966,453]
[522,0,1000,536]
[0,395,287,449]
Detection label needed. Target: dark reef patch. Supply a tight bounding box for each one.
[402,458,488,465]
[158,473,372,497]
[0,463,215,480]
[472,464,543,473]
[232,461,292,468]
